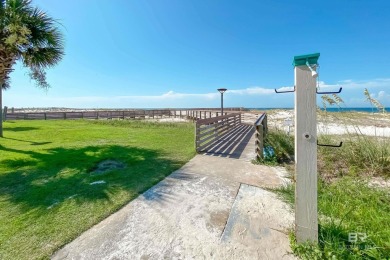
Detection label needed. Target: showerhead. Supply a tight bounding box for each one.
[306,61,318,78]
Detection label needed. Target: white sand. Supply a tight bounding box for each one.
[152,118,189,122]
[317,122,390,137]
[267,110,390,137]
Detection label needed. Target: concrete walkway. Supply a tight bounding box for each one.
[53,126,295,260]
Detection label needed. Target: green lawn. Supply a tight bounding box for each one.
[0,119,195,259]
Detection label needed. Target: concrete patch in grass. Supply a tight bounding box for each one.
[90,160,126,175]
[90,180,106,185]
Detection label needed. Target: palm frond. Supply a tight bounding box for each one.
[22,46,63,68]
[28,66,49,89]
[24,7,64,49]
[1,0,64,88]
[1,74,11,89]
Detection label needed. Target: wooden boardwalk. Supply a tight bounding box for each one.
[3,108,243,121]
[202,124,255,160]
[195,112,267,161]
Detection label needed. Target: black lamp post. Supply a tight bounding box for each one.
[217,88,227,115]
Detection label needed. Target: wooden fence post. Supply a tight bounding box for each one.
[195,120,199,152]
[257,125,264,160]
[294,53,319,244]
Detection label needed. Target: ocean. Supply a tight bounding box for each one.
[250,107,390,113]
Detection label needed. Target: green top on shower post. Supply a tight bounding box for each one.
[293,53,320,67]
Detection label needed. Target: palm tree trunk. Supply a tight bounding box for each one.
[0,81,3,137]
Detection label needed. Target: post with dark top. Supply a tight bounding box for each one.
[217,88,227,115]
[294,53,319,244]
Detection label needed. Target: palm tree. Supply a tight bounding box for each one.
[0,0,64,137]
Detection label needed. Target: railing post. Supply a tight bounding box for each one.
[255,125,264,160]
[259,125,264,159]
[254,113,267,161]
[195,121,199,152]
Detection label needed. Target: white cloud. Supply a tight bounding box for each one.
[5,90,222,108]
[318,78,390,90]
[5,78,390,108]
[316,79,390,107]
[378,90,386,99]
[228,87,275,95]
[110,91,220,101]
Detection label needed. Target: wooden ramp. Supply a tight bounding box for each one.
[195,113,267,161]
[202,124,255,160]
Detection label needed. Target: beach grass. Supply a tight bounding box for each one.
[318,134,390,180]
[0,119,195,259]
[267,127,390,259]
[276,179,390,259]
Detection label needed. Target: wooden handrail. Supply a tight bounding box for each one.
[195,113,241,152]
[254,113,268,160]
[4,109,228,121]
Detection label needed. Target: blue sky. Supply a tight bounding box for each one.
[4,0,390,108]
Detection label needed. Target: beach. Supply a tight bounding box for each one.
[265,109,390,137]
